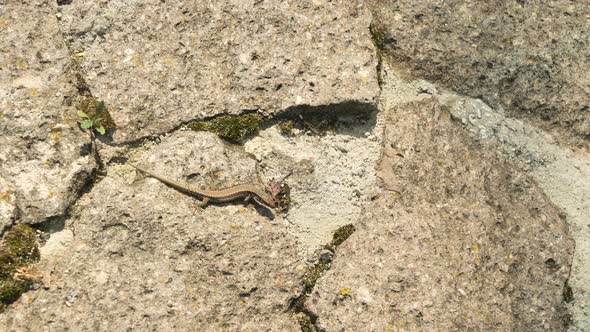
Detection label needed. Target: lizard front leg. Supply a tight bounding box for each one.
[199,196,210,208]
[243,194,252,204]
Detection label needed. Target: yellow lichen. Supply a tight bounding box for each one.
[26,88,38,96]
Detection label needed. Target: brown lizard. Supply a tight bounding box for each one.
[129,163,286,209]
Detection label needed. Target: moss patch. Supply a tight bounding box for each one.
[278,120,295,136]
[188,113,264,143]
[302,261,330,293]
[325,224,356,252]
[295,312,316,332]
[0,224,40,312]
[369,22,385,86]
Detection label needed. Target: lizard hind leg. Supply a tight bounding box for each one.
[200,196,210,208]
[130,166,148,183]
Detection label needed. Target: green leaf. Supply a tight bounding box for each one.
[96,100,105,114]
[80,119,93,129]
[94,117,103,123]
[77,110,89,118]
[95,125,106,135]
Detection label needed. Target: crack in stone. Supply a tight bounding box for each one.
[288,224,356,332]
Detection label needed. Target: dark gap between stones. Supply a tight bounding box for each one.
[288,224,356,332]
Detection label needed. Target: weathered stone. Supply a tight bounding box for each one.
[0,176,17,234]
[307,98,573,331]
[368,0,590,149]
[0,131,304,330]
[0,0,95,225]
[57,0,379,143]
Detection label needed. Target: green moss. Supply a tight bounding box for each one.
[303,261,330,293]
[1,224,39,270]
[0,279,30,309]
[369,22,385,86]
[296,312,316,332]
[0,224,40,311]
[330,224,355,247]
[278,120,294,136]
[323,224,356,253]
[188,113,264,143]
[369,22,386,51]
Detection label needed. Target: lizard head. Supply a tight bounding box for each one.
[264,170,292,211]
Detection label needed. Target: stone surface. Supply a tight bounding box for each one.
[245,110,383,255]
[307,98,573,331]
[0,176,17,234]
[0,0,95,226]
[0,131,304,330]
[438,80,590,332]
[379,62,590,331]
[57,0,379,143]
[2,1,587,330]
[368,0,590,149]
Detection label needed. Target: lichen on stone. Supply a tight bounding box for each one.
[0,224,40,312]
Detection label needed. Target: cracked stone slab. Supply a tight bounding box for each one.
[307,98,573,331]
[436,86,590,332]
[57,0,379,143]
[0,131,304,330]
[368,0,590,149]
[0,0,95,226]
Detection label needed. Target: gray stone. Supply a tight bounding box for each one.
[319,249,333,263]
[0,0,95,225]
[0,176,17,234]
[58,0,379,143]
[368,0,590,149]
[0,131,304,330]
[307,98,573,331]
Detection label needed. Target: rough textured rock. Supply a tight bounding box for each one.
[307,98,573,331]
[368,0,590,149]
[57,0,379,143]
[245,110,383,254]
[0,131,304,331]
[0,177,17,234]
[0,0,95,226]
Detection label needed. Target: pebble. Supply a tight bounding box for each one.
[319,249,333,263]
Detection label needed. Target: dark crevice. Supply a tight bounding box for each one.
[102,100,378,149]
[288,224,356,332]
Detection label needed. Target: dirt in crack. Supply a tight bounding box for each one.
[289,224,356,332]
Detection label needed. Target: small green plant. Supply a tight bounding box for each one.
[78,100,107,135]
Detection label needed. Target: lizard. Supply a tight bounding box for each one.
[128,163,287,209]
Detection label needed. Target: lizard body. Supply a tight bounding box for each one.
[129,163,276,208]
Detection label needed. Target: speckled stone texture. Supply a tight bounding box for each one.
[0,0,95,227]
[368,0,590,149]
[57,0,379,143]
[0,131,304,331]
[306,98,573,331]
